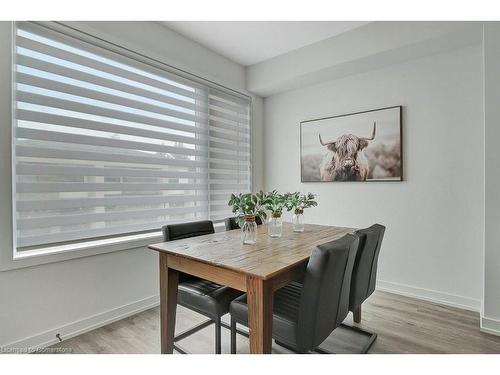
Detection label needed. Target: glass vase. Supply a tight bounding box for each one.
[241,215,258,245]
[292,209,304,232]
[268,212,283,238]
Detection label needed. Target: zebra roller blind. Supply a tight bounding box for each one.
[13,22,251,250]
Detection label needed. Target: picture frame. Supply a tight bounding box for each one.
[300,105,403,182]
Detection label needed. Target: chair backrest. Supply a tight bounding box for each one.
[224,216,263,231]
[349,224,386,310]
[162,220,215,241]
[296,234,360,351]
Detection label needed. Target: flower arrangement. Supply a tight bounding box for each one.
[228,190,318,240]
[262,190,287,216]
[285,192,317,232]
[228,192,267,227]
[285,192,318,214]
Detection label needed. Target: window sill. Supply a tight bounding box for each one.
[1,232,164,272]
[1,222,227,271]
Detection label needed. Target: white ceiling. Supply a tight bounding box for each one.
[160,21,370,66]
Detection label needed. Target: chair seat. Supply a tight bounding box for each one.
[230,282,303,347]
[178,278,243,320]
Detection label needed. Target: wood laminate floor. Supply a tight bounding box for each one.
[50,291,500,354]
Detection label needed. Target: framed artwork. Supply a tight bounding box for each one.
[300,106,402,182]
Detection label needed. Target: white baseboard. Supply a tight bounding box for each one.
[377,280,481,312]
[2,295,160,350]
[480,316,500,336]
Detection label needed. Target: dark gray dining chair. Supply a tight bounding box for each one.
[345,224,385,329]
[271,223,386,354]
[161,220,242,354]
[224,216,263,231]
[229,234,360,354]
[319,224,385,353]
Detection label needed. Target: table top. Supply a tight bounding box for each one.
[149,223,355,280]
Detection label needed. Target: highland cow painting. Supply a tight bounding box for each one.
[300,106,402,182]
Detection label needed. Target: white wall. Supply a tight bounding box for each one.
[263,44,484,310]
[482,23,500,334]
[0,21,263,347]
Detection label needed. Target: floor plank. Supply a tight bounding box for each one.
[50,291,500,354]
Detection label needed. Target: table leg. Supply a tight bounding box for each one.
[159,253,179,354]
[246,276,273,354]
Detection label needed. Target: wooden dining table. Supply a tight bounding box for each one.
[148,222,354,354]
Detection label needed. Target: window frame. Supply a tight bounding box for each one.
[3,21,253,271]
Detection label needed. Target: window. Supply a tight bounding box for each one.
[13,22,251,254]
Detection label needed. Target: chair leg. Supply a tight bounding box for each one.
[215,317,222,354]
[230,318,237,354]
[275,339,330,354]
[339,323,377,354]
[173,343,189,354]
[274,340,308,353]
[275,324,377,354]
[174,315,248,354]
[174,319,213,342]
[353,305,361,323]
